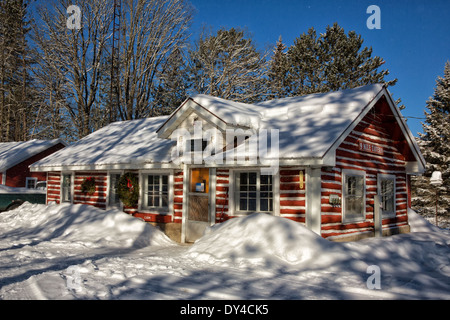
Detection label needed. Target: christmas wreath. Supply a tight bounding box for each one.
[117,172,140,207]
[81,177,96,194]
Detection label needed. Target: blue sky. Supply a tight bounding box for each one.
[189,0,450,137]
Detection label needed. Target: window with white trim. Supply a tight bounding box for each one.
[236,171,273,213]
[378,174,395,217]
[143,174,169,209]
[343,170,365,222]
[26,177,38,189]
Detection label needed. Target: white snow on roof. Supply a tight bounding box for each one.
[31,84,385,169]
[31,116,173,169]
[256,84,384,158]
[191,84,384,159]
[190,94,264,129]
[0,139,64,171]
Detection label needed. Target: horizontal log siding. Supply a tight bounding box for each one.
[173,170,183,223]
[47,172,61,204]
[215,169,230,222]
[321,112,409,239]
[73,172,107,209]
[279,168,306,224]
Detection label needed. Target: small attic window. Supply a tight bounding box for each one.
[233,136,250,148]
[188,139,208,152]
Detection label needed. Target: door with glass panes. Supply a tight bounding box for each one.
[186,168,211,242]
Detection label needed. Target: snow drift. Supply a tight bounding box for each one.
[187,213,341,266]
[0,202,175,249]
[0,204,449,300]
[187,211,450,280]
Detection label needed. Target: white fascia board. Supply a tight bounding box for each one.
[193,157,326,168]
[382,88,426,173]
[30,162,179,172]
[405,161,424,175]
[53,138,69,147]
[30,157,328,173]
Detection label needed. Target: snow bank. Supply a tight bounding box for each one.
[186,213,339,266]
[408,207,450,235]
[187,210,450,280]
[1,205,449,300]
[0,202,174,249]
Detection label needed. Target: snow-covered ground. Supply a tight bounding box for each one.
[0,202,449,300]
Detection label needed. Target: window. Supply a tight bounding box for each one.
[61,173,72,203]
[187,139,208,152]
[26,177,37,189]
[378,174,395,217]
[143,174,169,209]
[236,171,273,213]
[109,173,121,207]
[343,171,365,221]
[190,168,209,193]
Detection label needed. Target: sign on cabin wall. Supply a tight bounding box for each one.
[358,141,383,155]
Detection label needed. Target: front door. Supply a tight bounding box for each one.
[186,168,210,242]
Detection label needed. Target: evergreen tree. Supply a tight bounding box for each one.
[287,27,324,95]
[269,23,397,98]
[267,36,290,99]
[319,23,394,91]
[189,27,267,103]
[412,61,450,226]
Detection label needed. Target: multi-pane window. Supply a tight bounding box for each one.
[236,172,273,213]
[189,139,208,152]
[145,174,169,209]
[343,172,365,221]
[26,177,37,189]
[379,175,395,217]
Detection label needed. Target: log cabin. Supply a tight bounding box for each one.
[0,139,66,188]
[30,84,425,243]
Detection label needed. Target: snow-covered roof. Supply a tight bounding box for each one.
[185,84,383,135]
[31,116,174,171]
[189,94,264,129]
[256,83,385,158]
[0,139,65,171]
[31,84,424,171]
[158,83,385,160]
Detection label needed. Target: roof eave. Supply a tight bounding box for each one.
[156,98,230,139]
